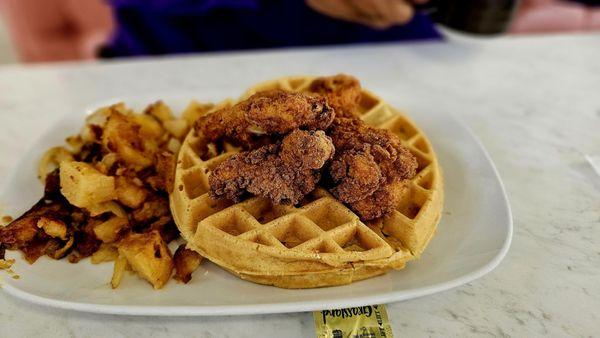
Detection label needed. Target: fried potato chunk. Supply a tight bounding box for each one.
[173,244,202,283]
[115,176,147,209]
[129,114,164,139]
[93,217,129,243]
[102,111,157,169]
[38,146,73,183]
[86,201,127,218]
[181,100,214,126]
[4,99,190,290]
[144,100,174,122]
[117,231,174,289]
[60,161,115,209]
[163,119,189,139]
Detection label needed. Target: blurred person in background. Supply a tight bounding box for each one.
[0,0,113,62]
[510,0,600,33]
[1,0,598,63]
[100,0,438,57]
[0,0,437,62]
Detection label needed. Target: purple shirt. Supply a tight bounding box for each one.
[102,0,441,57]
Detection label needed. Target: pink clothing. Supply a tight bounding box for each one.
[511,0,600,33]
[0,0,598,62]
[0,0,113,62]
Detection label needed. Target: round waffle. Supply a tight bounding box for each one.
[170,76,444,288]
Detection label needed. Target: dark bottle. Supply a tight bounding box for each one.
[418,0,521,35]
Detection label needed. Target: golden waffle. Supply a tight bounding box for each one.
[170,76,444,288]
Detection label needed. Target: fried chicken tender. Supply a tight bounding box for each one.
[349,180,409,221]
[329,118,417,179]
[310,74,362,118]
[327,118,418,220]
[328,149,383,203]
[209,129,335,205]
[195,90,334,148]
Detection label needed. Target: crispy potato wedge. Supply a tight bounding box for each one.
[117,231,174,289]
[173,244,202,283]
[60,161,115,208]
[95,153,118,175]
[4,99,216,291]
[130,114,164,139]
[144,100,174,122]
[102,111,155,169]
[163,119,189,139]
[93,217,129,243]
[115,177,147,209]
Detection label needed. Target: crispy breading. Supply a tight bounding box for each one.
[347,180,409,221]
[195,90,334,148]
[309,74,362,117]
[328,118,400,163]
[326,118,418,220]
[328,149,383,203]
[209,130,335,205]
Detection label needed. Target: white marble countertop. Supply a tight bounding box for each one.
[0,33,599,337]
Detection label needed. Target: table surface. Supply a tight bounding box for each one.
[0,33,598,338]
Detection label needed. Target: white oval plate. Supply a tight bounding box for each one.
[0,94,512,316]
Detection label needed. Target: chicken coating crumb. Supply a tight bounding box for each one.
[195,90,334,149]
[329,149,383,204]
[309,74,362,118]
[349,180,410,221]
[209,129,335,205]
[326,117,418,220]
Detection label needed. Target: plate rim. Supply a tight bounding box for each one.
[0,97,513,316]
